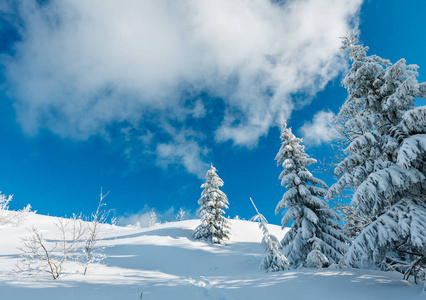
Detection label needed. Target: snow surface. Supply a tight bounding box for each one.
[0,211,423,299]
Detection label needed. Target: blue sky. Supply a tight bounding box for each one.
[0,0,424,226]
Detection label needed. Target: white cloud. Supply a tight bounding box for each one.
[1,0,362,174]
[156,140,209,179]
[300,110,335,146]
[154,122,209,178]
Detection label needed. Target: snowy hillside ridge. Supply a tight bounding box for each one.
[0,211,424,300]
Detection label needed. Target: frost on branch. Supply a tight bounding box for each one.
[0,192,12,211]
[0,191,32,227]
[82,188,111,275]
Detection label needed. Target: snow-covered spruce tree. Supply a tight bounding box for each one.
[327,36,426,281]
[193,165,230,245]
[149,210,158,227]
[275,121,347,268]
[250,198,289,272]
[175,207,186,221]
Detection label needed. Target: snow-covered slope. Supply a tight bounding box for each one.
[0,211,423,299]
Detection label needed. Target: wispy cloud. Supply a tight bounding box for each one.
[300,110,335,146]
[1,0,362,175]
[156,141,209,179]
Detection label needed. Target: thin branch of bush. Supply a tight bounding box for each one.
[17,188,113,279]
[83,188,111,275]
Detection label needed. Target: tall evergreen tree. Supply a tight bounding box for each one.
[275,122,347,268]
[327,36,426,281]
[193,165,230,245]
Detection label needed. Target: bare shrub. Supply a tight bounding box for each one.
[17,188,113,279]
[18,214,86,279]
[0,192,33,227]
[82,188,111,275]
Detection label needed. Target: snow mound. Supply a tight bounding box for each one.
[0,212,423,299]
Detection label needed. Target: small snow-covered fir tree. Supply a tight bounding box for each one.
[250,198,289,272]
[275,121,347,268]
[327,35,426,281]
[193,165,230,245]
[149,210,158,227]
[175,207,186,222]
